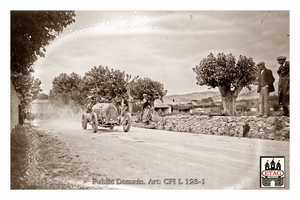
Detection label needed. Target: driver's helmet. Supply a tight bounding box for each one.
[91,96,97,102]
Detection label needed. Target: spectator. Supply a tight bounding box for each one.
[256,62,275,117]
[276,56,290,117]
[141,94,153,124]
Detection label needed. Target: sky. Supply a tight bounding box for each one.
[32,10,290,95]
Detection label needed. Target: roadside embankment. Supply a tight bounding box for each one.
[152,115,290,141]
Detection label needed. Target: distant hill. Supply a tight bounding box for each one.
[164,90,220,103]
[164,81,278,103]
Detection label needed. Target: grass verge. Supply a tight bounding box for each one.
[11,123,101,189]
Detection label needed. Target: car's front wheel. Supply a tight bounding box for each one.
[122,112,132,132]
[91,112,98,133]
[81,113,88,130]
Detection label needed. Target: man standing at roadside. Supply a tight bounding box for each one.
[257,62,275,117]
[276,56,290,117]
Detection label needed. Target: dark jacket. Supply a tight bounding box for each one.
[277,61,289,105]
[257,68,275,93]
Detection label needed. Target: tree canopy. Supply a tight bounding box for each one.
[48,66,168,112]
[193,53,257,89]
[37,92,49,100]
[11,11,75,76]
[49,72,83,106]
[193,52,257,115]
[80,66,131,102]
[11,11,76,110]
[15,74,42,109]
[127,77,167,106]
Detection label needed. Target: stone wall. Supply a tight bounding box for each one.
[152,114,290,141]
[11,82,20,132]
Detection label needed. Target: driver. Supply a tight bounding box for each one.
[87,95,97,113]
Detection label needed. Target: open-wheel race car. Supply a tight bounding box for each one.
[81,102,132,133]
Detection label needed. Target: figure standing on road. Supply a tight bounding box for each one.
[257,62,275,117]
[276,56,290,117]
[141,94,153,124]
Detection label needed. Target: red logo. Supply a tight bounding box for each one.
[262,170,284,177]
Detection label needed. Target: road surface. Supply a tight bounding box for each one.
[33,119,289,190]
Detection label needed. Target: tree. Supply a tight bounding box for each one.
[80,66,131,104]
[11,11,75,111]
[37,92,49,100]
[14,74,42,110]
[11,11,75,75]
[49,72,83,106]
[127,77,168,107]
[193,53,257,115]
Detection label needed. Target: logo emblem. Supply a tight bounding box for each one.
[260,156,285,188]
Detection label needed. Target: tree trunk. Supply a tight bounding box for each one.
[218,84,242,116]
[221,95,237,116]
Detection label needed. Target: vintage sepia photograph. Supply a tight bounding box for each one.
[6,1,298,198]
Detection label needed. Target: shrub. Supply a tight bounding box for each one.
[237,105,250,112]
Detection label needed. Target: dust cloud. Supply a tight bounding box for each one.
[32,102,84,123]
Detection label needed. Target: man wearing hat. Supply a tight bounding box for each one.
[276,56,289,117]
[141,94,153,124]
[86,95,98,113]
[257,61,275,117]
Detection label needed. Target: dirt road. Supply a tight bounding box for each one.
[33,119,289,190]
